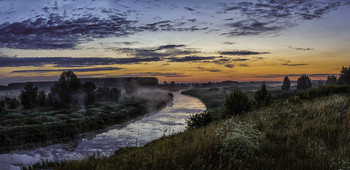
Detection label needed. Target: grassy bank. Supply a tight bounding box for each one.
[28,86,350,169]
[0,91,173,152]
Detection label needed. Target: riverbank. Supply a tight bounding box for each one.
[0,90,173,153]
[29,85,350,169]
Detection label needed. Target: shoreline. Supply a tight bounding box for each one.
[0,92,173,153]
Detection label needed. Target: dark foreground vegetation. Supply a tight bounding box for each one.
[27,66,350,169]
[0,71,173,152]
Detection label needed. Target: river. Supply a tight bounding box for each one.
[0,92,206,170]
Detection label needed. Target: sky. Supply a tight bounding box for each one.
[0,0,350,85]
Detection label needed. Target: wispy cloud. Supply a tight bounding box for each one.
[220,50,269,56]
[219,0,344,36]
[282,63,308,66]
[0,14,137,49]
[11,67,124,73]
[224,64,234,68]
[196,67,221,72]
[288,46,314,51]
[223,41,235,45]
[114,45,200,58]
[168,56,217,62]
[0,56,161,67]
[255,73,336,78]
[122,72,189,77]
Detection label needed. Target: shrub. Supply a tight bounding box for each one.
[223,89,252,117]
[110,88,121,101]
[20,82,38,109]
[339,66,350,85]
[95,87,110,101]
[37,90,46,107]
[298,85,350,100]
[254,83,272,108]
[281,76,291,90]
[326,75,337,85]
[186,111,214,128]
[0,104,7,120]
[297,74,312,90]
[8,97,20,109]
[83,81,96,106]
[216,120,264,163]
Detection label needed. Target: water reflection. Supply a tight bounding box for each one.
[0,92,206,170]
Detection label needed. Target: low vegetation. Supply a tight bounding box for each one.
[0,71,173,152]
[28,91,350,169]
[22,65,350,169]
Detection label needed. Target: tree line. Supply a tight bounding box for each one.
[0,71,127,115]
[281,66,350,91]
[225,65,350,117]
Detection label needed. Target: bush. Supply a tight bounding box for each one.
[281,76,290,90]
[298,85,350,100]
[20,82,38,109]
[186,111,214,128]
[297,74,312,90]
[223,89,252,117]
[110,88,121,101]
[83,81,96,106]
[339,66,350,85]
[254,83,272,108]
[0,104,7,120]
[216,120,264,163]
[95,87,110,101]
[326,75,337,85]
[37,90,46,107]
[8,97,20,109]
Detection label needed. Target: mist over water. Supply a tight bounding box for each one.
[0,92,206,170]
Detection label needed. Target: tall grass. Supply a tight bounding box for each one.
[30,93,350,169]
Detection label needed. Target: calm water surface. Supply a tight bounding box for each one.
[0,92,205,170]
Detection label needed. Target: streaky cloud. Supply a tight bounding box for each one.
[11,67,124,73]
[122,72,188,77]
[282,63,308,66]
[220,50,270,56]
[0,56,161,67]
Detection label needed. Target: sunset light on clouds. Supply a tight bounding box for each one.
[0,0,349,85]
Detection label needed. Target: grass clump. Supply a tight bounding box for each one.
[186,111,215,128]
[216,120,264,165]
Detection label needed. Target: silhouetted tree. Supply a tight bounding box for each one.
[20,82,38,109]
[281,76,290,90]
[317,80,324,87]
[339,66,350,85]
[46,93,54,107]
[255,83,272,108]
[8,98,20,109]
[37,90,46,107]
[125,80,137,95]
[169,81,175,88]
[326,75,337,85]
[223,89,252,117]
[50,71,81,108]
[297,74,312,90]
[110,88,121,101]
[83,81,96,106]
[95,86,110,101]
[0,102,7,120]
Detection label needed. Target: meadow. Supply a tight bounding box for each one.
[27,85,350,169]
